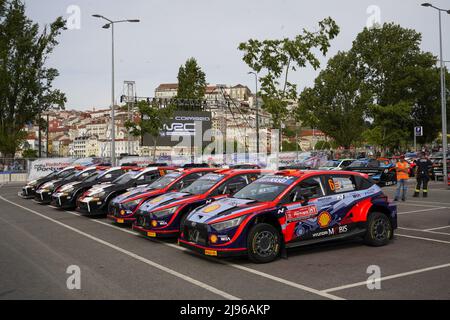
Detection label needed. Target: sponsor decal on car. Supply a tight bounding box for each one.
[317,211,332,228]
[286,205,318,223]
[312,225,348,238]
[202,203,221,213]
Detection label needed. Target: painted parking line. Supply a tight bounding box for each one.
[397,202,449,208]
[0,196,239,300]
[425,226,450,232]
[397,207,447,215]
[396,233,450,245]
[322,263,450,293]
[398,227,450,236]
[65,211,344,300]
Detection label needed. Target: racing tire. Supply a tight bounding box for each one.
[247,223,281,264]
[364,212,392,247]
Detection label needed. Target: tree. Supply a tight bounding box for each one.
[351,23,443,149]
[238,17,340,129]
[176,57,206,108]
[22,148,37,158]
[297,51,370,149]
[125,100,173,161]
[0,0,66,157]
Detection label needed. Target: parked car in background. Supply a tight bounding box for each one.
[76,166,176,216]
[318,159,355,171]
[346,158,397,187]
[133,169,267,239]
[50,166,135,209]
[107,167,217,225]
[34,166,99,204]
[19,166,78,199]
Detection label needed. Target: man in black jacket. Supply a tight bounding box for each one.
[413,152,433,198]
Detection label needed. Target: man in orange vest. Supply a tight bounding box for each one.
[394,156,410,202]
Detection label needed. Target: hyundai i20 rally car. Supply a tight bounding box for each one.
[346,158,397,187]
[19,166,78,199]
[107,168,218,225]
[34,166,99,204]
[50,166,134,209]
[76,167,175,216]
[179,170,397,263]
[132,169,267,238]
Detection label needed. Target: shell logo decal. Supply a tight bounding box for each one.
[203,203,221,213]
[318,212,332,228]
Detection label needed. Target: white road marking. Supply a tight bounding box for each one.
[322,263,450,293]
[408,200,450,206]
[398,227,450,236]
[397,203,449,208]
[396,233,450,244]
[0,196,239,300]
[397,207,447,215]
[425,226,450,231]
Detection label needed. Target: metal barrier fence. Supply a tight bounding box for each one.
[0,158,32,183]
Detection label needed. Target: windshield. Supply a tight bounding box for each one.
[113,171,140,184]
[348,161,367,168]
[181,174,225,195]
[323,161,339,168]
[61,171,78,180]
[83,171,103,183]
[234,175,296,202]
[57,169,74,178]
[148,172,182,190]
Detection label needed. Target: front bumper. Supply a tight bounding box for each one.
[51,193,75,209]
[77,197,107,215]
[19,186,35,199]
[178,239,247,258]
[34,190,52,204]
[107,203,136,224]
[132,224,179,238]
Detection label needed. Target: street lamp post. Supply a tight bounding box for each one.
[421,3,449,185]
[92,15,140,166]
[248,72,260,156]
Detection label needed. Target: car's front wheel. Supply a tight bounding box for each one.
[364,212,393,247]
[247,223,281,263]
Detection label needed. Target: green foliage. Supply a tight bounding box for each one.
[238,17,340,127]
[282,140,301,152]
[314,141,332,150]
[22,148,37,158]
[0,0,66,157]
[176,57,206,107]
[352,23,442,147]
[297,51,369,149]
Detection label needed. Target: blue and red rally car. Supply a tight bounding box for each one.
[107,167,217,225]
[179,170,397,263]
[132,169,267,238]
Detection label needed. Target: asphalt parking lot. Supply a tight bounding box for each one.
[0,181,449,300]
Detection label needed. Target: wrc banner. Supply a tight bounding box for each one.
[27,158,73,181]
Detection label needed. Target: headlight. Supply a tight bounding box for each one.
[152,206,179,218]
[211,216,246,231]
[27,180,37,187]
[122,199,141,210]
[41,183,54,191]
[60,185,74,193]
[92,191,106,198]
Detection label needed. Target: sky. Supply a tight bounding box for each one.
[23,0,450,111]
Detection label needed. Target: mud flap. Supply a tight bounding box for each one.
[280,242,288,259]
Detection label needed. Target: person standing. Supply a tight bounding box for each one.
[394,156,410,202]
[413,152,433,198]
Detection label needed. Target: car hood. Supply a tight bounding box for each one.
[138,192,194,213]
[58,181,83,190]
[112,186,159,204]
[84,182,120,196]
[187,197,268,224]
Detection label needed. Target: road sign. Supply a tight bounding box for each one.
[415,126,423,137]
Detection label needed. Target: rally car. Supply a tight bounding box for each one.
[19,166,78,199]
[107,168,218,225]
[76,166,175,216]
[132,169,267,238]
[346,158,397,187]
[50,166,134,209]
[179,170,397,263]
[318,159,355,171]
[34,166,99,204]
